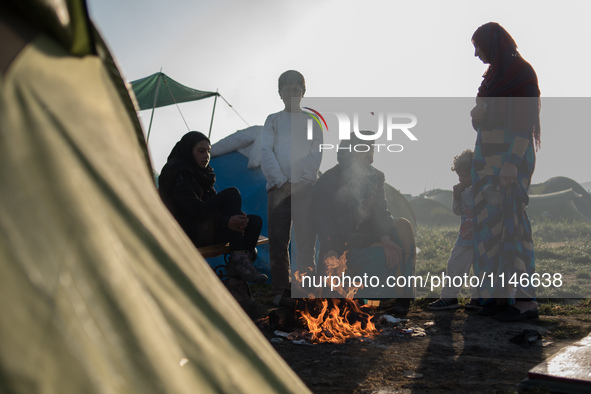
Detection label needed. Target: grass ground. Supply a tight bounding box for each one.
[251,219,591,393]
[415,218,591,301]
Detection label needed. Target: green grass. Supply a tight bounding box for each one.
[537,299,591,316]
[414,219,591,301]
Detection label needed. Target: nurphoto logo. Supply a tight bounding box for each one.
[304,105,418,153]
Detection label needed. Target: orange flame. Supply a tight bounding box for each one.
[293,266,319,298]
[297,298,378,344]
[292,251,377,343]
[323,252,361,298]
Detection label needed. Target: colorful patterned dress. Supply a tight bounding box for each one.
[470,22,541,302]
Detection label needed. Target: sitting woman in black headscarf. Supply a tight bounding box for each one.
[158,131,267,284]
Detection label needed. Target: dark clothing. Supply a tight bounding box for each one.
[158,131,261,251]
[158,131,216,216]
[167,179,260,251]
[311,162,416,299]
[267,182,316,295]
[472,22,541,149]
[313,164,395,258]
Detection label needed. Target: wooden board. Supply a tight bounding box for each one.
[520,333,591,392]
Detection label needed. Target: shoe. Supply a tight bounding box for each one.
[226,251,268,284]
[388,298,411,315]
[464,299,482,310]
[428,298,459,311]
[478,300,507,316]
[496,306,539,322]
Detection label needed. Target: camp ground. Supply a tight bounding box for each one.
[3,1,591,393]
[183,127,591,393]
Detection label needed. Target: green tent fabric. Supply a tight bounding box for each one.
[408,178,591,227]
[529,176,591,220]
[0,2,309,393]
[408,197,459,227]
[131,72,219,111]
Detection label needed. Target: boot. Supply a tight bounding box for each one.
[226,250,268,284]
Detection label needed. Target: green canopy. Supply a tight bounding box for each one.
[130,72,220,140]
[131,72,218,111]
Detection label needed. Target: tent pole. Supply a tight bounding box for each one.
[208,89,219,139]
[146,70,163,142]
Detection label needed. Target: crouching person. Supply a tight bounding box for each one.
[310,132,416,314]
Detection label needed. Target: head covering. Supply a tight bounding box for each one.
[472,22,539,97]
[472,22,541,149]
[158,131,215,211]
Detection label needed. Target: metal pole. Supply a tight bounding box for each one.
[146,70,163,142]
[208,89,219,139]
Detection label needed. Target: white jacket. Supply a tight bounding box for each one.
[261,110,323,191]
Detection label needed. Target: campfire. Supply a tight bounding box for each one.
[283,251,379,344]
[266,250,419,345]
[296,298,378,344]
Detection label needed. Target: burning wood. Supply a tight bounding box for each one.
[296,298,378,344]
[323,252,360,298]
[292,251,361,299]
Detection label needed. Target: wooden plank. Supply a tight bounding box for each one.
[198,236,269,259]
[525,333,591,388]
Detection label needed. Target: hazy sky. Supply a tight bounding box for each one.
[87,0,591,195]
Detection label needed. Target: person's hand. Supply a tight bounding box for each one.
[453,183,466,199]
[381,235,402,268]
[228,214,248,235]
[499,162,518,187]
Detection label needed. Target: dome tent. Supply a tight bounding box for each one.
[0,1,308,392]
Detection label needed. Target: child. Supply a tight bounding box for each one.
[428,149,480,310]
[261,70,323,306]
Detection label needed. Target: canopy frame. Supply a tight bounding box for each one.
[130,71,220,142]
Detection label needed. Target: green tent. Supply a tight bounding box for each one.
[130,72,220,141]
[0,1,308,393]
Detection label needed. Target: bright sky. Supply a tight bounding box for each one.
[87,0,591,196]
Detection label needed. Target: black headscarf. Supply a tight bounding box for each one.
[158,131,216,211]
[472,22,538,98]
[472,22,541,149]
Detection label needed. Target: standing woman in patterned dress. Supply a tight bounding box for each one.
[470,22,541,321]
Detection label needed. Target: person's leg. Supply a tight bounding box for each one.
[267,183,292,296]
[392,218,416,299]
[441,245,473,299]
[291,182,316,275]
[243,214,262,252]
[208,187,247,250]
[204,187,242,216]
[466,249,481,301]
[207,189,267,283]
